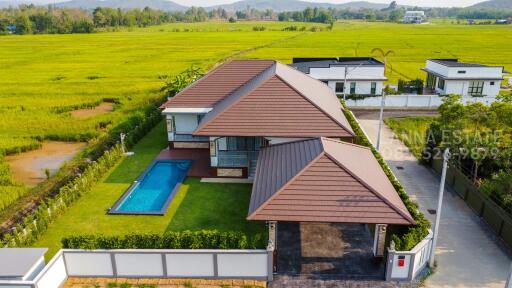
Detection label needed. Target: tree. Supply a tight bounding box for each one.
[371,48,395,76]
[14,14,32,34]
[160,66,204,98]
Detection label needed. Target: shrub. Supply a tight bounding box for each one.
[341,101,431,251]
[62,230,267,249]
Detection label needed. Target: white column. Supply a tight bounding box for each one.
[373,224,387,257]
[268,221,277,250]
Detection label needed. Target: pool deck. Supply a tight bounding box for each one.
[157,148,213,178]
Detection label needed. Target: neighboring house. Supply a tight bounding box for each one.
[290,57,387,97]
[422,59,506,97]
[403,11,426,24]
[161,60,355,178]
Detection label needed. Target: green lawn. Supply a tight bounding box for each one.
[33,121,264,258]
[385,116,437,159]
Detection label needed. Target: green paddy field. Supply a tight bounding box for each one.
[0,20,511,214]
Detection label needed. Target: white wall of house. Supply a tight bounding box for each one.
[174,114,199,134]
[433,79,501,97]
[426,61,503,80]
[307,66,386,95]
[327,80,384,95]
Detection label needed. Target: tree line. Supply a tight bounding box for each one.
[1,2,511,35]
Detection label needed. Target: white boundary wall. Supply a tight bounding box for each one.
[346,95,498,109]
[386,230,433,281]
[0,249,272,288]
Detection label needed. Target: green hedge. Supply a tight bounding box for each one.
[62,230,267,250]
[341,101,431,251]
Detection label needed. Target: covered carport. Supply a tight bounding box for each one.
[247,138,415,280]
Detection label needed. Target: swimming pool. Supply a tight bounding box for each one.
[109,160,191,215]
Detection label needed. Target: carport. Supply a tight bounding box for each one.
[247,138,415,279]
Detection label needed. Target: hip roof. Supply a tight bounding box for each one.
[248,138,414,225]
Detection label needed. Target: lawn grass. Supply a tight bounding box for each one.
[33,121,264,259]
[384,116,437,159]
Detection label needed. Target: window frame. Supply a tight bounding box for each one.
[370,82,377,95]
[335,82,344,93]
[437,78,445,90]
[350,82,356,94]
[468,81,484,96]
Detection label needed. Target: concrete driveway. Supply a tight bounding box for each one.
[354,111,512,288]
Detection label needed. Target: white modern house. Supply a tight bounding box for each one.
[403,11,426,24]
[422,59,506,97]
[290,57,387,96]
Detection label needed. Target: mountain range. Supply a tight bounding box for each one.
[1,0,510,11]
[470,0,512,9]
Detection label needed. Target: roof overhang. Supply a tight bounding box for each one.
[318,78,388,81]
[422,68,504,81]
[162,107,212,114]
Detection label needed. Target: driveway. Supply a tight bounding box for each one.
[276,222,385,279]
[355,111,512,288]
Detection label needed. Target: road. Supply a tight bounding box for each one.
[354,110,512,288]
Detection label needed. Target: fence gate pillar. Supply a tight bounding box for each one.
[373,224,387,257]
[267,221,278,273]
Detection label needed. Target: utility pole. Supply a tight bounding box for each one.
[376,93,386,151]
[342,62,366,101]
[506,262,512,288]
[429,148,450,267]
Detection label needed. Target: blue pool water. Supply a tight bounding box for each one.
[111,160,191,214]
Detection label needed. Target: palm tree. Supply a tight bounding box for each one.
[371,48,395,77]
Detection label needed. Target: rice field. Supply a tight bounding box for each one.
[0,20,511,212]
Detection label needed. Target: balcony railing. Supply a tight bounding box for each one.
[173,133,209,142]
[217,151,258,167]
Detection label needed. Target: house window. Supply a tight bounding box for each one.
[468,81,484,96]
[335,82,344,93]
[350,82,356,94]
[426,73,436,89]
[321,80,328,85]
[437,78,445,90]
[490,81,495,86]
[371,82,377,95]
[457,70,466,74]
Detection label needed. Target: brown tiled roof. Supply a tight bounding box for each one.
[161,60,275,108]
[193,61,354,138]
[247,138,415,225]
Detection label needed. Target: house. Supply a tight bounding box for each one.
[161,60,414,268]
[161,60,355,178]
[403,11,426,24]
[290,57,387,97]
[422,59,506,97]
[0,248,47,281]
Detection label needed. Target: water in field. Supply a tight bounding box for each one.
[6,141,86,187]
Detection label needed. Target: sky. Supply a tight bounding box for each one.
[19,0,485,8]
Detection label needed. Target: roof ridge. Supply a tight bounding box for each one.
[247,151,325,220]
[322,151,415,224]
[320,137,371,150]
[273,73,354,136]
[193,61,277,134]
[263,137,318,149]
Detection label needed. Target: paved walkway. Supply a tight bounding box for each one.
[355,112,512,288]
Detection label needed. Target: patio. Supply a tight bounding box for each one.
[157,147,213,177]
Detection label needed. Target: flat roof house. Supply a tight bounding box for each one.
[422,59,506,98]
[290,57,387,97]
[403,11,426,24]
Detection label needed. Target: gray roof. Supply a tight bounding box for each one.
[429,59,489,68]
[0,248,47,278]
[291,57,384,74]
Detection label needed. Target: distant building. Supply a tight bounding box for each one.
[422,59,506,97]
[496,19,508,25]
[403,11,426,24]
[290,57,387,96]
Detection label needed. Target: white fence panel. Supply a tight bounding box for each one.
[0,285,33,288]
[115,253,163,277]
[166,254,214,277]
[346,95,497,109]
[217,253,268,278]
[34,253,67,288]
[65,253,113,277]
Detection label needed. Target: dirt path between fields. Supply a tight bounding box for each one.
[70,102,114,119]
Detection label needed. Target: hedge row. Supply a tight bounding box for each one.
[341,102,431,251]
[0,145,124,247]
[62,230,267,250]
